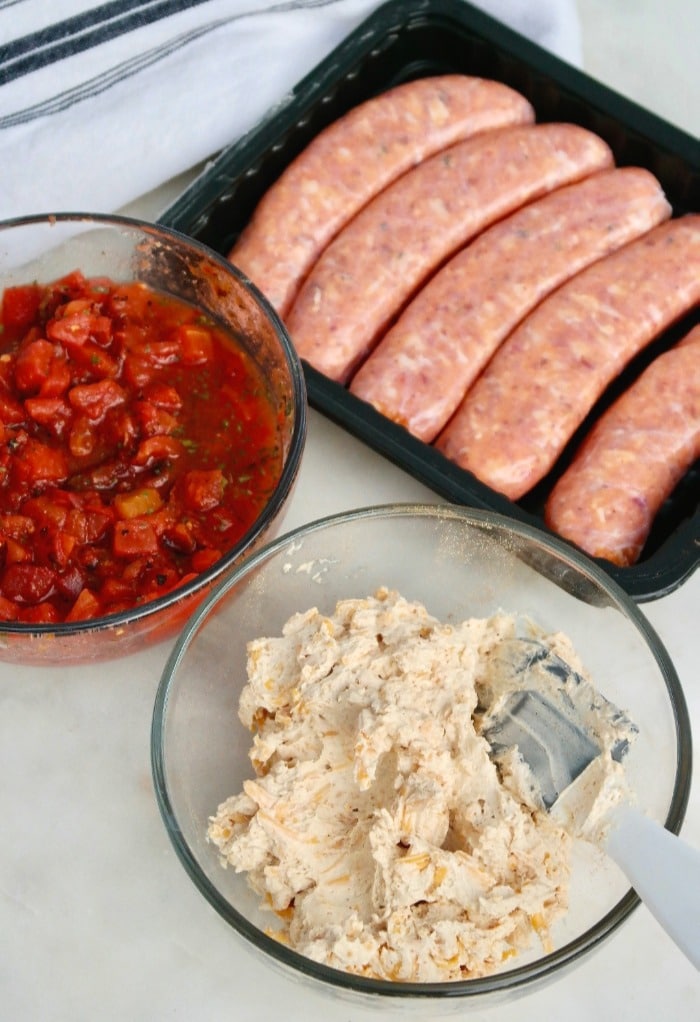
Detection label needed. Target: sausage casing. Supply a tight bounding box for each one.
[434,215,700,501]
[229,75,534,316]
[544,323,700,566]
[349,167,671,441]
[288,123,613,383]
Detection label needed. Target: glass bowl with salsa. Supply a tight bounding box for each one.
[0,213,307,664]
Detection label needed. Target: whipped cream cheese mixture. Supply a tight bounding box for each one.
[207,588,635,982]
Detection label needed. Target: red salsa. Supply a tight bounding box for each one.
[0,271,283,624]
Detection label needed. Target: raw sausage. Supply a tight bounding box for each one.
[229,75,534,316]
[288,123,613,383]
[544,323,700,566]
[349,167,671,441]
[434,215,700,501]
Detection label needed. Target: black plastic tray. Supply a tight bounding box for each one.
[159,0,700,602]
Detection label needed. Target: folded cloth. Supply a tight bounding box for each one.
[0,0,582,221]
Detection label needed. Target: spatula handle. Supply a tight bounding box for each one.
[605,804,700,970]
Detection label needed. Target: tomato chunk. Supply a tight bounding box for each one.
[68,379,127,420]
[12,439,69,487]
[24,398,72,437]
[182,469,226,512]
[14,340,56,395]
[0,594,19,621]
[113,518,159,558]
[2,285,41,332]
[0,388,25,425]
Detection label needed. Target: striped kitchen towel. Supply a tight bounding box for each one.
[0,0,582,221]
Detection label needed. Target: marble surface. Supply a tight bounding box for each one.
[2,2,699,1019]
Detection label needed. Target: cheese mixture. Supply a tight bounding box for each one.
[207,588,635,982]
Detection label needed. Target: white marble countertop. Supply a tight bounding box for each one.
[2,2,698,1019]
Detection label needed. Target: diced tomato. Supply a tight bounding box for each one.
[0,594,19,620]
[24,397,73,438]
[132,435,183,467]
[1,284,41,332]
[44,272,88,306]
[122,354,157,389]
[142,382,182,410]
[131,337,181,366]
[67,341,120,379]
[19,602,60,624]
[21,495,69,531]
[65,507,113,544]
[107,408,139,451]
[11,438,69,487]
[113,518,159,558]
[134,400,178,437]
[46,307,93,346]
[88,316,112,347]
[39,357,72,398]
[2,563,56,604]
[99,577,134,604]
[182,469,226,512]
[14,340,56,395]
[68,378,127,420]
[0,388,26,425]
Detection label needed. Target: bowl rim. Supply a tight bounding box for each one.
[151,501,692,999]
[0,211,307,637]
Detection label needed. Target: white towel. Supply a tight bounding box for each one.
[0,1,582,221]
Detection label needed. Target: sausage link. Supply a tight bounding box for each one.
[350,167,671,441]
[544,324,700,566]
[434,215,700,500]
[229,75,534,317]
[288,123,613,383]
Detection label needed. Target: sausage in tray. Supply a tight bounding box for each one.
[434,215,700,501]
[349,166,672,442]
[223,70,698,572]
[286,122,613,383]
[229,75,534,317]
[544,323,700,568]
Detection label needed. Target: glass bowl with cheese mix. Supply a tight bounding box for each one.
[151,503,691,1009]
[0,213,306,664]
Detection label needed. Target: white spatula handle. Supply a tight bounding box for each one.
[604,804,700,970]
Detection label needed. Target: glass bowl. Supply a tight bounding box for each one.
[151,503,691,1010]
[0,213,306,664]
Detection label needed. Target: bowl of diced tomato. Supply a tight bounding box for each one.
[0,213,307,664]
